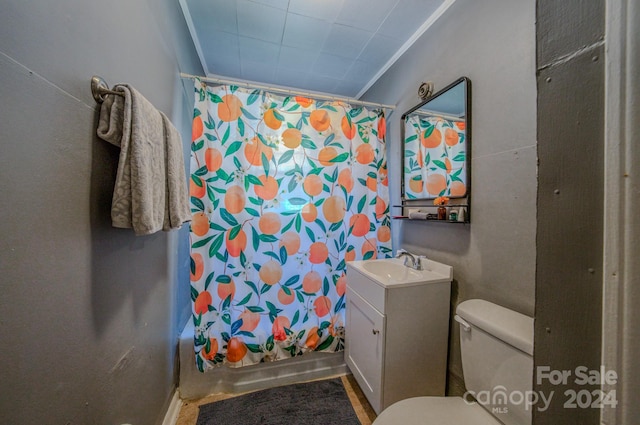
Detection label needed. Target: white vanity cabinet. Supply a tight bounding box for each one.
[345,259,452,414]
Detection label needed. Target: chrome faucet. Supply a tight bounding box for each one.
[396,249,423,270]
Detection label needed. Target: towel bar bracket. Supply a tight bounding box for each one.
[91,75,123,103]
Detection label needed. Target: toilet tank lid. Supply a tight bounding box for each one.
[456,299,534,355]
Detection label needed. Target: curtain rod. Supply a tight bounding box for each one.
[179,72,395,110]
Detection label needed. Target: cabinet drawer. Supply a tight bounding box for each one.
[346,264,386,312]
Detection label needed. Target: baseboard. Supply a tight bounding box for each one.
[161,390,182,425]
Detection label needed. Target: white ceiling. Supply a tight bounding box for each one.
[180,0,452,99]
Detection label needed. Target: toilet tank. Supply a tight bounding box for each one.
[456,299,534,425]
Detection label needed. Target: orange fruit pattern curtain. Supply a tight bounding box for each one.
[403,115,467,199]
[189,81,391,371]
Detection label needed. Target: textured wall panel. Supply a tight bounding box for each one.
[534,28,604,425]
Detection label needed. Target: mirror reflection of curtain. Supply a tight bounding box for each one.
[403,114,467,199]
[189,81,391,371]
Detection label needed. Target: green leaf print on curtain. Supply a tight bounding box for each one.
[403,115,467,199]
[189,81,391,371]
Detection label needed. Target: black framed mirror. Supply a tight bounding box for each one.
[401,77,471,200]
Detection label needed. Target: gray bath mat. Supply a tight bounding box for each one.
[196,378,361,425]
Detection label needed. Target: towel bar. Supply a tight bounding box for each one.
[91,75,124,103]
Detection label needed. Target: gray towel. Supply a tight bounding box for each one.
[97,84,190,235]
[408,211,429,220]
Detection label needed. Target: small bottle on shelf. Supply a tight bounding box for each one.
[458,207,466,222]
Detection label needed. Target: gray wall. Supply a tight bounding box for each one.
[534,1,604,423]
[0,1,201,424]
[362,0,537,394]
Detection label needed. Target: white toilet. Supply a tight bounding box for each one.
[373,299,534,425]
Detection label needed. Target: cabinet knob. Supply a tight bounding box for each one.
[372,329,380,335]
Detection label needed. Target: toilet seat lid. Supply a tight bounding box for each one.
[373,396,502,425]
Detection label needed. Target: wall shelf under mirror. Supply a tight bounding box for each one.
[400,77,471,225]
[392,202,470,224]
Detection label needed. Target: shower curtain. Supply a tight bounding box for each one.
[403,115,467,199]
[189,80,391,371]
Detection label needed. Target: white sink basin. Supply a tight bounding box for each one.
[362,260,424,281]
[348,257,452,288]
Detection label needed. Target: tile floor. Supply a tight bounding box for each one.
[176,374,377,425]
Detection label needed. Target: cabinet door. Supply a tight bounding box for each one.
[345,289,385,414]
